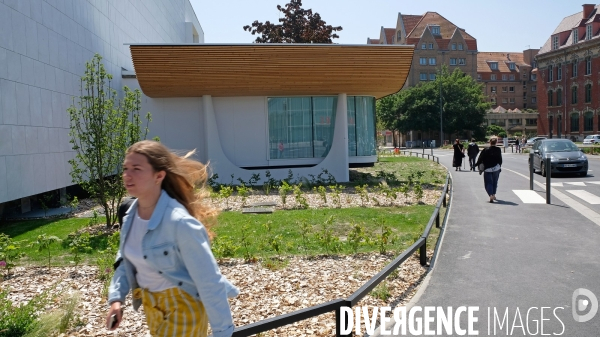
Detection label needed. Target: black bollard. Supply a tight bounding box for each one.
[545,157,551,204]
[529,153,534,190]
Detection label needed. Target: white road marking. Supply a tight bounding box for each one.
[513,190,547,203]
[503,168,600,227]
[459,251,472,260]
[566,190,600,204]
[551,182,564,187]
[588,182,600,185]
[565,182,586,186]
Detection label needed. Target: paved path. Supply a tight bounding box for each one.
[373,150,600,336]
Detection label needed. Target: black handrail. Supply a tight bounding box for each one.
[231,174,452,337]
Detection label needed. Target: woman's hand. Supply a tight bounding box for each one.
[106,301,123,330]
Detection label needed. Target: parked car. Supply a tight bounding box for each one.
[582,134,600,145]
[526,136,546,147]
[529,139,588,177]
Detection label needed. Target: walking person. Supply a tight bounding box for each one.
[475,137,503,203]
[515,137,520,153]
[452,139,465,171]
[467,138,480,171]
[106,140,239,337]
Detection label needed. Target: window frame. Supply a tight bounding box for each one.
[509,63,515,70]
[431,25,440,35]
[491,74,497,80]
[429,73,436,81]
[421,43,426,49]
[509,86,515,92]
[552,35,559,50]
[587,24,593,40]
[429,57,436,65]
[573,28,579,44]
[532,85,537,92]
[458,43,463,50]
[450,58,457,66]
[548,90,553,106]
[458,58,466,65]
[428,43,434,49]
[556,88,562,106]
[451,43,456,50]
[572,86,578,104]
[571,113,580,132]
[420,73,427,81]
[502,74,507,81]
[548,65,553,82]
[557,63,562,80]
[585,83,592,103]
[490,62,498,70]
[572,60,578,77]
[586,57,592,75]
[419,57,427,65]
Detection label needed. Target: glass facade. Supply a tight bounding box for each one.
[268,96,376,160]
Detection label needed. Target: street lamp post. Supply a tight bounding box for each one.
[439,78,443,147]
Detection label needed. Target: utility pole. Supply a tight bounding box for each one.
[439,78,443,146]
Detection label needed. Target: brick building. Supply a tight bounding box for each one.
[536,4,600,140]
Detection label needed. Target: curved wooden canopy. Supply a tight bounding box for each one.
[129,44,413,99]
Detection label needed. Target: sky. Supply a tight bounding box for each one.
[190,0,588,52]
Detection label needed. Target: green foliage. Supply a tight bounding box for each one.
[293,184,309,209]
[236,184,250,207]
[39,193,54,217]
[67,232,92,266]
[376,93,401,135]
[0,234,26,276]
[263,170,278,195]
[249,173,261,188]
[240,225,256,262]
[354,184,370,207]
[298,220,312,252]
[218,186,234,209]
[68,196,79,215]
[29,234,62,270]
[278,181,294,207]
[347,223,367,254]
[375,218,394,255]
[314,185,327,205]
[486,124,505,136]
[88,210,100,227]
[207,173,221,191]
[370,281,392,301]
[23,292,82,337]
[414,183,424,202]
[96,231,120,299]
[263,221,283,256]
[68,54,152,228]
[316,216,341,255]
[0,284,57,337]
[243,0,342,43]
[498,131,507,138]
[328,185,343,208]
[212,235,240,258]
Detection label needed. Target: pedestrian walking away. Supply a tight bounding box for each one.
[467,138,480,171]
[475,136,503,203]
[452,139,465,171]
[515,137,520,153]
[106,140,239,337]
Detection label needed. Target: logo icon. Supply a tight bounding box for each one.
[572,288,598,323]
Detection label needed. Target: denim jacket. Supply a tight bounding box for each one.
[108,190,239,337]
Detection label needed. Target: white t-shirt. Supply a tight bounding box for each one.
[124,211,175,292]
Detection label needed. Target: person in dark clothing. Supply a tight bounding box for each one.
[452,139,465,171]
[515,137,520,153]
[475,136,503,203]
[118,197,136,227]
[467,138,480,171]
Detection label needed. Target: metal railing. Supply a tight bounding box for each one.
[231,174,453,337]
[400,150,440,164]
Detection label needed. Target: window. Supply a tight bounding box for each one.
[548,91,553,106]
[490,86,497,93]
[571,113,579,132]
[556,88,562,105]
[509,86,514,92]
[502,74,507,81]
[429,73,436,81]
[421,43,426,49]
[491,74,497,80]
[585,83,592,103]
[502,86,508,92]
[491,98,496,103]
[572,86,578,104]
[397,30,402,41]
[420,73,427,81]
[420,57,427,65]
[552,35,559,50]
[429,57,436,65]
[584,111,594,131]
[532,85,537,92]
[431,25,440,35]
[490,62,498,70]
[587,24,593,40]
[586,57,592,75]
[509,63,515,70]
[531,74,537,81]
[526,118,537,126]
[458,58,466,65]
[531,97,537,103]
[451,43,456,50]
[572,61,578,77]
[508,119,519,125]
[509,98,515,104]
[428,43,434,49]
[450,58,457,65]
[523,73,527,79]
[548,65,553,82]
[268,97,338,159]
[573,29,579,44]
[557,63,562,80]
[458,43,463,50]
[477,74,481,81]
[502,98,508,104]
[347,96,376,156]
[509,74,515,80]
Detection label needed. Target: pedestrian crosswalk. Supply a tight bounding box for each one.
[513,180,600,205]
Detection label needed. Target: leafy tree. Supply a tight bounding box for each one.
[486,124,505,136]
[376,93,401,146]
[68,54,152,228]
[389,66,490,141]
[30,234,62,270]
[243,0,342,43]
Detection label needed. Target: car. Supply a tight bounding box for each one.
[526,136,546,147]
[529,139,588,177]
[582,134,600,145]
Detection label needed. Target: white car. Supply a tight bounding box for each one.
[583,134,600,145]
[526,137,546,147]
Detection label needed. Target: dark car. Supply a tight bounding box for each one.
[529,139,588,177]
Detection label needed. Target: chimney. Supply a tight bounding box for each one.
[583,4,595,19]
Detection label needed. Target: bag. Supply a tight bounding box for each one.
[478,163,485,172]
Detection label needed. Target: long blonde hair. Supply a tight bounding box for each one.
[126,140,218,238]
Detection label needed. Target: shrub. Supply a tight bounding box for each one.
[0,284,57,337]
[29,234,62,270]
[0,234,27,276]
[293,184,309,209]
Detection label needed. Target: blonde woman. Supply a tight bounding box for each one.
[106,140,238,337]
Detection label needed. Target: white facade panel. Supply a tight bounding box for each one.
[0,0,203,204]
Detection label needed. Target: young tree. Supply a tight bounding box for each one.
[376,93,401,146]
[68,54,152,228]
[243,0,342,43]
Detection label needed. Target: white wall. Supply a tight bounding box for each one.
[0,0,203,204]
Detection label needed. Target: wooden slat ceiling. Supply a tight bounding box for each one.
[129,44,413,99]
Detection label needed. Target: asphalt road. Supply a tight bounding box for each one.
[373,149,600,337]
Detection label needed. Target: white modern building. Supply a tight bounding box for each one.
[0,1,413,214]
[0,0,203,212]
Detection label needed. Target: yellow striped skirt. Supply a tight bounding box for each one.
[133,287,208,337]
